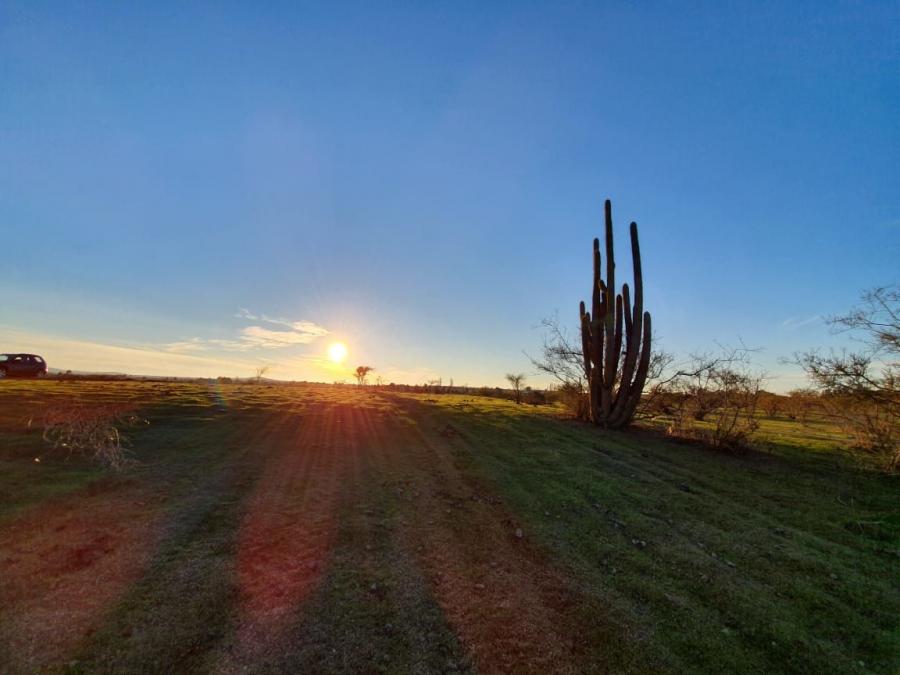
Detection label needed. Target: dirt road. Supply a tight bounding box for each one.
[0,391,604,674]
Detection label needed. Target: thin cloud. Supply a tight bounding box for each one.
[250,312,328,334]
[235,308,258,320]
[162,338,208,353]
[780,314,822,330]
[165,310,329,352]
[239,324,328,348]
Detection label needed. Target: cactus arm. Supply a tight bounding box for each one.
[612,293,623,384]
[622,283,633,341]
[592,239,603,322]
[611,222,647,422]
[579,301,592,380]
[602,201,617,392]
[613,312,652,427]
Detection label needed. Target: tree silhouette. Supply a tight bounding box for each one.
[354,366,374,386]
[505,373,526,404]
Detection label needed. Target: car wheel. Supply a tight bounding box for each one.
[0,369,6,379]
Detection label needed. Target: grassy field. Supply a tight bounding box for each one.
[1,380,897,674]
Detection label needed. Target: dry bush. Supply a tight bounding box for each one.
[39,402,147,470]
[759,392,782,419]
[522,387,549,406]
[784,388,818,422]
[646,346,764,452]
[794,285,899,471]
[693,370,761,451]
[530,315,591,420]
[551,381,591,420]
[814,394,899,471]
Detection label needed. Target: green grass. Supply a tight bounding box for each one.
[401,394,899,673]
[0,380,897,674]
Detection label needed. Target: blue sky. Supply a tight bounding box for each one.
[1,1,898,389]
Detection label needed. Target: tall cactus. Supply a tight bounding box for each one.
[579,200,652,428]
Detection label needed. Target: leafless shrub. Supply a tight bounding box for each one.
[646,345,765,452]
[548,381,590,419]
[522,387,548,406]
[693,368,762,451]
[784,388,818,422]
[794,285,899,470]
[254,365,271,384]
[39,402,147,470]
[529,315,589,419]
[818,394,898,469]
[759,392,782,419]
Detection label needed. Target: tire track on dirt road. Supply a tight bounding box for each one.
[371,394,608,674]
[57,409,300,674]
[262,400,472,674]
[222,403,359,670]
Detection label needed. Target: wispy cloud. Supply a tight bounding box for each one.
[161,337,209,353]
[235,308,325,331]
[167,309,329,352]
[780,314,822,330]
[238,324,328,348]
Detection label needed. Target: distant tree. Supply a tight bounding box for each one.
[784,388,817,422]
[506,373,526,404]
[354,365,374,386]
[254,365,270,384]
[797,285,898,397]
[795,285,899,469]
[759,391,782,419]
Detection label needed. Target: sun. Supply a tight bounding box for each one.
[327,342,348,364]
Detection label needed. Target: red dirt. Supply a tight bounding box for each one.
[228,405,354,664]
[0,481,165,671]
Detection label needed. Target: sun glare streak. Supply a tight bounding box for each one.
[328,342,347,364]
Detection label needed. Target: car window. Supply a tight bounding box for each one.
[0,355,7,362]
[35,356,44,363]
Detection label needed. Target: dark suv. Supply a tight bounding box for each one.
[0,353,48,378]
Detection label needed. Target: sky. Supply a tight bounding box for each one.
[1,1,898,390]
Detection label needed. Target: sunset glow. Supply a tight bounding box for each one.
[327,342,347,364]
